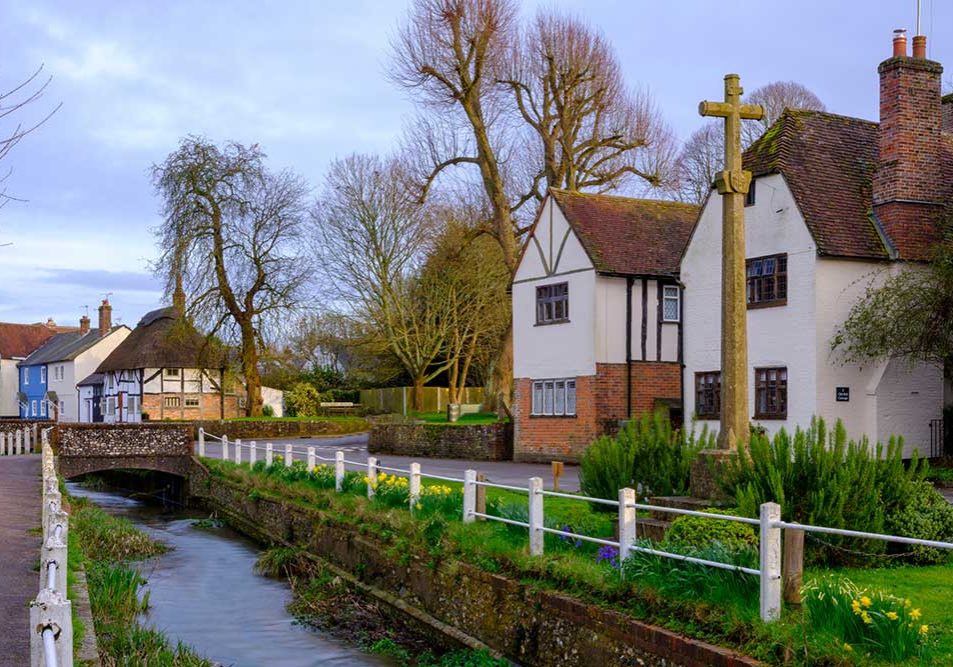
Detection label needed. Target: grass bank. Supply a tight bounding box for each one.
[205,457,929,666]
[68,494,212,666]
[412,412,504,426]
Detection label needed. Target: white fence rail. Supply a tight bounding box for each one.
[0,425,38,456]
[31,427,73,667]
[199,430,953,623]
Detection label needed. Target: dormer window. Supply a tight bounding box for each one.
[536,282,569,325]
[662,286,681,322]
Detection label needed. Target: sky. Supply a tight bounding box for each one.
[0,0,950,328]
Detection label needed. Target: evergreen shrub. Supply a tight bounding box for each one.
[663,508,758,552]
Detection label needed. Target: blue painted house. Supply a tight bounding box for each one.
[18,363,49,419]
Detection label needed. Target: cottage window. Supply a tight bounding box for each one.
[40,367,46,383]
[164,368,180,378]
[694,371,721,419]
[755,367,787,420]
[58,401,65,416]
[531,379,576,416]
[126,395,139,418]
[536,282,569,324]
[185,397,200,408]
[662,285,681,322]
[40,400,46,417]
[164,396,181,408]
[31,400,37,417]
[745,178,756,207]
[746,253,787,308]
[23,368,28,385]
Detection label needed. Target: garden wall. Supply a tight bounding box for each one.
[190,468,760,667]
[368,422,513,461]
[183,418,369,441]
[0,419,40,437]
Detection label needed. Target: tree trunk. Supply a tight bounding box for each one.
[239,319,263,417]
[412,376,425,413]
[485,320,513,417]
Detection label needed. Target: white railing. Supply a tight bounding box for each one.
[0,425,37,456]
[30,427,73,667]
[197,431,953,623]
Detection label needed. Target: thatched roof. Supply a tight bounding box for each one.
[96,307,224,372]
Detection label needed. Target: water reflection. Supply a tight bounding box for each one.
[68,483,393,667]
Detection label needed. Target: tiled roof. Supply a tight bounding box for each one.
[97,307,225,372]
[549,189,699,276]
[20,326,127,366]
[0,323,62,359]
[743,109,953,260]
[77,372,103,387]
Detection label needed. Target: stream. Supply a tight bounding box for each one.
[67,483,394,666]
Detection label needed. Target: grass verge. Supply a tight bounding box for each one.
[412,412,504,426]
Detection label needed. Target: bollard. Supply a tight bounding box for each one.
[198,428,205,457]
[266,443,273,467]
[0,432,6,455]
[367,457,377,498]
[285,444,293,467]
[26,427,32,453]
[463,470,477,523]
[30,588,73,667]
[307,447,316,472]
[33,423,39,450]
[222,435,229,461]
[618,488,637,567]
[409,462,421,512]
[15,429,22,455]
[528,477,544,556]
[234,438,242,465]
[249,441,257,466]
[759,502,782,622]
[335,451,344,492]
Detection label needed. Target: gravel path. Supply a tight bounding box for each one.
[0,454,40,667]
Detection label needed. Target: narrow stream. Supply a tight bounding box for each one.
[68,483,394,666]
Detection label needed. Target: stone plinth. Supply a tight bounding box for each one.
[689,448,736,500]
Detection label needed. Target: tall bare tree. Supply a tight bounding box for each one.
[675,80,825,203]
[152,137,311,416]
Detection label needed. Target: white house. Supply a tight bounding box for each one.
[681,33,953,457]
[512,189,698,462]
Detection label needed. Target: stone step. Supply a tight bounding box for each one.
[645,495,729,522]
[636,517,671,543]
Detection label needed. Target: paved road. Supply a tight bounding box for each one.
[0,454,40,667]
[199,432,580,491]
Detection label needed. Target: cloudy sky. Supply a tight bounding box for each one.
[1,0,950,328]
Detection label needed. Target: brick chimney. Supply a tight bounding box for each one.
[79,315,90,335]
[45,318,56,329]
[873,30,946,258]
[943,93,953,133]
[98,299,112,336]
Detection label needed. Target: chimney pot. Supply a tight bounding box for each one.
[893,29,908,57]
[98,299,112,336]
[913,35,927,59]
[46,318,56,329]
[79,315,90,335]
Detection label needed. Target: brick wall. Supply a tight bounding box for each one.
[142,392,241,421]
[514,362,681,463]
[368,422,512,461]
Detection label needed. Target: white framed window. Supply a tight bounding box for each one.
[662,285,681,322]
[40,400,46,417]
[126,395,139,418]
[55,365,65,381]
[164,396,181,408]
[164,368,180,378]
[531,379,576,416]
[31,400,37,416]
[184,397,200,407]
[106,397,116,416]
[40,367,46,383]
[23,368,29,385]
[58,401,65,416]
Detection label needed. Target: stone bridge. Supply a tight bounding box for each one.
[54,423,194,480]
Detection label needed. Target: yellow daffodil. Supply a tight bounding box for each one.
[920,625,929,635]
[843,643,853,653]
[861,611,872,625]
[851,599,862,614]
[886,611,898,620]
[911,608,921,620]
[860,596,872,608]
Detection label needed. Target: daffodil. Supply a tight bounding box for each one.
[911,608,922,620]
[843,643,853,653]
[920,625,929,635]
[860,596,872,608]
[851,599,862,614]
[886,611,898,620]
[861,611,872,625]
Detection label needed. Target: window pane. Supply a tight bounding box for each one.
[663,293,679,321]
[532,382,543,414]
[763,258,775,275]
[544,381,554,415]
[554,380,565,416]
[566,381,576,415]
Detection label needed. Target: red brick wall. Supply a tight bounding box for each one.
[142,392,241,421]
[513,362,681,463]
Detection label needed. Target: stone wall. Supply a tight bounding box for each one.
[189,418,369,441]
[55,423,193,479]
[191,467,760,667]
[0,419,40,438]
[368,422,512,461]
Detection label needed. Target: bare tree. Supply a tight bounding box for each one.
[675,81,825,204]
[500,11,675,196]
[152,137,312,416]
[0,66,60,209]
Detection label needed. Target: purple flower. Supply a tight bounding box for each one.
[557,525,583,549]
[597,545,620,569]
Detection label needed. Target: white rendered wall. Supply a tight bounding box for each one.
[64,328,130,422]
[874,359,943,458]
[681,174,817,436]
[514,198,596,379]
[0,359,17,417]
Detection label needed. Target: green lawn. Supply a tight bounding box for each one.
[413,411,504,426]
[226,415,367,423]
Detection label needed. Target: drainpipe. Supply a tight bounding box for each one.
[625,276,634,419]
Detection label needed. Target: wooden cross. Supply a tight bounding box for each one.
[697,74,763,450]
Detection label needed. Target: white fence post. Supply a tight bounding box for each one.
[221,435,229,461]
[759,502,782,622]
[619,488,636,566]
[528,476,544,556]
[0,432,6,455]
[234,438,242,465]
[42,537,68,596]
[463,469,476,523]
[30,589,73,667]
[335,451,345,492]
[265,443,273,466]
[25,427,32,452]
[284,444,293,467]
[307,447,316,472]
[367,457,378,498]
[249,441,257,466]
[198,428,205,457]
[409,462,421,512]
[15,429,22,455]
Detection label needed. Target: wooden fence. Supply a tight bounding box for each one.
[359,387,485,416]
